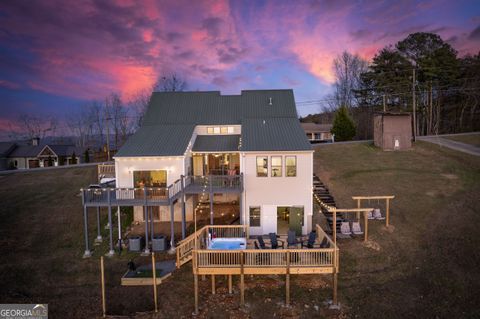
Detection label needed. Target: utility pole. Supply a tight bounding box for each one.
[105,99,111,162]
[412,68,416,142]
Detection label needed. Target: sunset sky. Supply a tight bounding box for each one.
[1,0,479,137]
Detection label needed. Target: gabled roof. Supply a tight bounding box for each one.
[192,135,240,152]
[0,142,16,157]
[116,89,312,157]
[115,124,195,157]
[241,118,312,152]
[9,145,44,157]
[8,144,85,158]
[301,123,332,133]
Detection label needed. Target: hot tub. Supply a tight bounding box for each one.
[208,238,246,250]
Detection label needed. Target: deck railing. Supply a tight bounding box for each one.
[81,174,243,206]
[98,163,115,179]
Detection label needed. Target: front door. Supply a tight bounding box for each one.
[193,155,204,176]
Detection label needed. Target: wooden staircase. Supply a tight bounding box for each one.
[312,174,343,234]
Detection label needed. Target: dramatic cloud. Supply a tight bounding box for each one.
[0,0,478,132]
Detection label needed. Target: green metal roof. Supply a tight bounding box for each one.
[116,89,312,157]
[192,135,240,152]
[241,118,312,152]
[114,124,195,157]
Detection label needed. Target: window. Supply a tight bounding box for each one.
[256,157,268,177]
[249,207,261,226]
[133,170,167,188]
[220,126,228,134]
[286,156,296,177]
[213,127,220,134]
[271,156,282,177]
[207,127,214,134]
[227,126,234,133]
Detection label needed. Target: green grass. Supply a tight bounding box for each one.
[443,133,480,147]
[314,141,480,318]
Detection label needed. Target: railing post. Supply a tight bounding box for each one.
[286,251,290,305]
[240,251,245,307]
[181,175,186,239]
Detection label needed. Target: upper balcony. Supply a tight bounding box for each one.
[81,174,243,207]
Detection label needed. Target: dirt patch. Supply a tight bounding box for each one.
[362,240,381,251]
[441,173,458,180]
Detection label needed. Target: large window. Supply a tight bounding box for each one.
[271,156,282,177]
[133,170,167,188]
[249,206,261,227]
[256,157,268,177]
[286,156,297,177]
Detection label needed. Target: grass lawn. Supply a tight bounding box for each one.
[314,141,480,318]
[443,133,480,147]
[0,140,478,318]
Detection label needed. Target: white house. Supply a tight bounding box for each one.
[113,89,313,237]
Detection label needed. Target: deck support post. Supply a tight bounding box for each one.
[82,205,91,258]
[152,253,158,313]
[211,275,215,294]
[107,200,114,256]
[150,207,154,243]
[333,272,338,305]
[181,175,186,239]
[143,206,150,255]
[209,191,214,225]
[386,198,390,227]
[364,209,368,242]
[117,206,121,249]
[228,275,232,294]
[169,203,176,253]
[286,252,290,306]
[240,252,245,306]
[95,206,102,243]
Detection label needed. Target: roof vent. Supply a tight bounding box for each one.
[268,97,273,105]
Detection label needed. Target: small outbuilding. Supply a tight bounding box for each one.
[373,113,412,151]
[300,123,333,143]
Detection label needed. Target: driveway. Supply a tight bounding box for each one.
[418,135,480,156]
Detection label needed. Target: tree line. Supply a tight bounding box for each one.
[13,74,187,150]
[301,32,480,140]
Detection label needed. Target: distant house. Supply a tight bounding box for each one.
[301,123,333,143]
[0,142,16,170]
[373,112,412,151]
[2,138,87,169]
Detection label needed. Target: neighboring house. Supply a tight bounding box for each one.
[0,142,16,170]
[301,123,333,143]
[114,89,313,236]
[374,112,412,151]
[3,138,87,169]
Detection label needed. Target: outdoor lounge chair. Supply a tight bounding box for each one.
[254,241,261,249]
[302,231,321,248]
[351,221,364,235]
[367,210,375,220]
[269,233,284,249]
[287,230,301,248]
[373,208,385,220]
[340,222,353,235]
[257,236,271,249]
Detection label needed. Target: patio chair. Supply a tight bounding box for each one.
[257,236,271,249]
[287,230,301,248]
[367,210,375,220]
[269,233,284,249]
[352,221,364,235]
[340,222,352,235]
[373,208,385,220]
[302,231,321,248]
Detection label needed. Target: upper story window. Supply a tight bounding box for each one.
[206,126,235,134]
[286,156,297,177]
[271,156,282,177]
[256,156,268,177]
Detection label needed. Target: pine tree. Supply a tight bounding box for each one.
[331,106,356,141]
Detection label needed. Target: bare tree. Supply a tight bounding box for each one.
[66,107,93,147]
[128,88,151,129]
[332,51,369,109]
[105,93,130,150]
[18,114,44,139]
[153,73,188,92]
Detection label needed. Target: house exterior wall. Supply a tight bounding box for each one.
[241,151,313,235]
